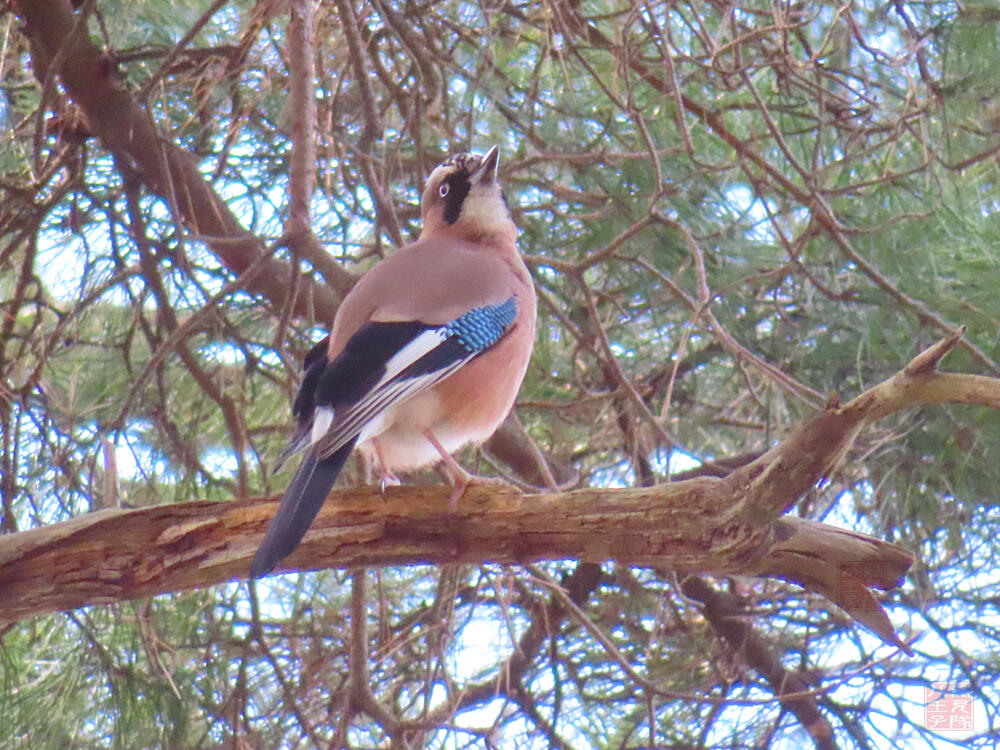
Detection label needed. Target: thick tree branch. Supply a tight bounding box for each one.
[286,0,317,241]
[3,334,995,649]
[0,480,910,632]
[281,0,347,290]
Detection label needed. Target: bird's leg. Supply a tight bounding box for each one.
[372,438,401,493]
[421,428,507,511]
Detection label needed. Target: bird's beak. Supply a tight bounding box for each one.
[470,145,500,186]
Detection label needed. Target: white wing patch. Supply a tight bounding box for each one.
[311,406,335,445]
[307,329,452,452]
[380,329,448,382]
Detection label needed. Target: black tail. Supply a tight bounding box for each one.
[250,438,357,579]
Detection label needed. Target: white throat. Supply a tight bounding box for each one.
[458,188,511,237]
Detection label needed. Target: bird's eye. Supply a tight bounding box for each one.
[439,183,449,198]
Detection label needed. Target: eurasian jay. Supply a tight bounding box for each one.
[250,146,537,578]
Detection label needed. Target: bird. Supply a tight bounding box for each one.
[250,146,537,579]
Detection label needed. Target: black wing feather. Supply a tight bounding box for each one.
[275,323,434,470]
[315,321,431,408]
[395,337,473,380]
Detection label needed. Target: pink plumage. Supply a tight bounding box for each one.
[251,147,536,578]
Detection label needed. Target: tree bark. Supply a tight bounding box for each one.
[0,478,906,631]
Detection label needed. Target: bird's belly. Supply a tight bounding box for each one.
[356,390,448,471]
[357,339,528,473]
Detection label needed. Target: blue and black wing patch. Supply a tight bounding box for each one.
[396,298,517,379]
[447,298,517,349]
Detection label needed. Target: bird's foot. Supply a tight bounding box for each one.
[372,438,400,494]
[380,472,401,494]
[421,428,512,511]
[446,468,511,512]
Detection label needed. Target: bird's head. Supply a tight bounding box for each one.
[420,146,515,243]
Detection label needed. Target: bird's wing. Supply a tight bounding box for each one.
[275,297,519,467]
[273,336,331,472]
[311,297,518,458]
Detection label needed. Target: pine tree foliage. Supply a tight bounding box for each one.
[2,0,1000,747]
